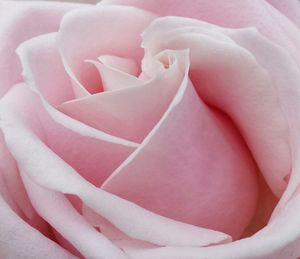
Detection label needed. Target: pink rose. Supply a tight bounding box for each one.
[1,0,300,258]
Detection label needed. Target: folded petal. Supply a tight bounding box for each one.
[0,194,75,259]
[92,56,141,92]
[0,85,231,247]
[142,17,291,198]
[125,191,300,259]
[17,33,74,106]
[101,49,258,239]
[226,27,300,215]
[0,132,32,219]
[57,5,156,96]
[266,0,300,28]
[100,0,300,66]
[0,1,83,97]
[21,172,128,259]
[58,50,185,143]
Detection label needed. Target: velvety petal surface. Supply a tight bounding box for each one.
[95,55,141,91]
[0,85,231,248]
[112,16,300,259]
[0,1,83,97]
[266,0,300,28]
[57,5,156,96]
[124,190,300,259]
[226,27,300,216]
[21,172,128,259]
[100,0,300,66]
[0,194,75,259]
[17,33,74,106]
[141,17,291,198]
[101,49,258,239]
[58,50,185,143]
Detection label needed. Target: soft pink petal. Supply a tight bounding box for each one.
[57,5,156,95]
[226,27,300,216]
[126,191,300,259]
[0,132,32,219]
[142,17,291,198]
[0,85,231,247]
[0,194,75,259]
[17,33,74,106]
[0,131,53,239]
[100,0,300,66]
[266,0,300,28]
[241,173,278,237]
[0,1,84,98]
[1,83,135,192]
[101,50,258,239]
[58,50,185,143]
[92,56,141,92]
[21,172,128,259]
[99,55,139,76]
[121,20,300,259]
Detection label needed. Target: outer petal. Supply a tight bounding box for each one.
[0,85,231,248]
[0,131,54,241]
[0,1,84,97]
[17,33,74,106]
[58,51,185,143]
[266,0,300,28]
[0,194,76,259]
[101,50,258,239]
[99,0,300,66]
[57,5,156,96]
[141,17,290,198]
[120,20,300,259]
[21,172,128,259]
[226,28,300,215]
[123,191,300,259]
[96,55,140,91]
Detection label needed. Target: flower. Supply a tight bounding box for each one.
[1,0,300,258]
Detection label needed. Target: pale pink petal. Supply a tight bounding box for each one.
[92,56,141,92]
[58,50,185,143]
[241,173,278,237]
[122,22,300,259]
[226,28,300,215]
[0,85,231,247]
[20,172,128,259]
[2,83,135,191]
[0,131,53,239]
[0,132,33,219]
[100,0,300,66]
[0,1,84,98]
[101,50,258,239]
[0,194,75,259]
[142,17,291,198]
[126,191,300,259]
[16,33,74,106]
[99,55,139,76]
[57,6,156,95]
[266,0,300,28]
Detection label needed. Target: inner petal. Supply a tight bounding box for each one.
[57,5,156,95]
[142,17,291,198]
[58,50,185,143]
[101,50,258,239]
[91,55,142,92]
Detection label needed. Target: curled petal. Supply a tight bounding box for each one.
[142,17,291,197]
[0,85,231,248]
[17,33,74,106]
[57,5,156,96]
[0,1,83,97]
[0,194,75,259]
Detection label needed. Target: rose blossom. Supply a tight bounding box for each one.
[1,0,300,258]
